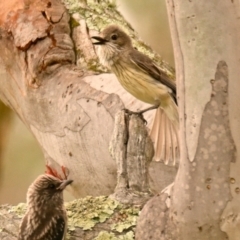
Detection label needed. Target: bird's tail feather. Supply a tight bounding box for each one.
[150,104,179,166]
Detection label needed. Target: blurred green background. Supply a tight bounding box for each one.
[0,0,174,204]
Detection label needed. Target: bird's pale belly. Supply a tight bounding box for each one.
[113,65,171,106]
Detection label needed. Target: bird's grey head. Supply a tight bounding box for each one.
[27,174,73,210]
[92,25,132,67]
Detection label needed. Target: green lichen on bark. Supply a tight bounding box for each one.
[66,196,119,231]
[65,196,140,239]
[0,196,140,239]
[95,230,134,240]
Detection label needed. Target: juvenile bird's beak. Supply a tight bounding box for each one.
[57,179,73,191]
[92,36,108,45]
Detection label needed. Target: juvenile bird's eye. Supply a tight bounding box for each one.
[111,34,118,40]
[48,184,55,189]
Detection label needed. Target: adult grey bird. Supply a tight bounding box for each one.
[92,25,179,165]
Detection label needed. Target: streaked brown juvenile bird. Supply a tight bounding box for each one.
[18,170,73,240]
[92,25,179,165]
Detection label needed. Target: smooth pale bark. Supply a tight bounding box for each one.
[168,1,240,239]
[136,1,240,240]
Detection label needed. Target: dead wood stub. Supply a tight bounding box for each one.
[109,110,154,205]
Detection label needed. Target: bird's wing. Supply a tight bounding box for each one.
[18,214,28,240]
[129,49,177,102]
[50,216,66,240]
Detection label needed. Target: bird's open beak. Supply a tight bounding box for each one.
[57,179,73,190]
[92,36,108,45]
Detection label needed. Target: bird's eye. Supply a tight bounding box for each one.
[111,34,118,41]
[48,184,55,189]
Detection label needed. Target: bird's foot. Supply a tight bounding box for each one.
[123,108,147,124]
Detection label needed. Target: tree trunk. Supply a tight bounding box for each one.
[0,0,176,238]
[136,0,240,239]
[0,0,175,198]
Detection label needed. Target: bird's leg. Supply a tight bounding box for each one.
[124,105,159,115]
[123,105,159,124]
[123,109,148,124]
[137,105,159,114]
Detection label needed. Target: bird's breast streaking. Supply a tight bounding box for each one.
[111,57,173,107]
